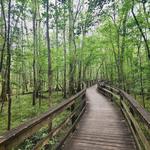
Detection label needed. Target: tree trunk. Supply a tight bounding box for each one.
[137,41,145,108]
[77,29,85,91]
[7,0,12,130]
[68,0,75,95]
[46,0,52,107]
[32,0,37,105]
[55,0,59,94]
[63,3,67,98]
[0,0,7,73]
[46,0,52,135]
[131,0,150,60]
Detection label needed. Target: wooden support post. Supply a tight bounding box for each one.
[71,103,76,131]
[129,107,134,116]
[110,88,113,102]
[120,94,123,109]
[82,93,86,109]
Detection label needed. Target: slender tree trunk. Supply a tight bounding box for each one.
[141,1,150,31]
[32,0,37,105]
[120,13,127,90]
[0,0,7,73]
[0,71,7,112]
[7,0,12,130]
[131,0,150,60]
[63,3,67,98]
[77,29,85,91]
[130,57,136,97]
[46,0,52,138]
[0,0,7,113]
[21,21,25,94]
[68,0,75,95]
[46,0,52,107]
[24,17,30,93]
[55,0,59,94]
[137,42,145,108]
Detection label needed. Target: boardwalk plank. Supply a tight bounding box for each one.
[63,85,136,150]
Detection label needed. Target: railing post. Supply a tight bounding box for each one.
[82,92,86,109]
[71,102,77,132]
[110,88,113,102]
[129,107,135,117]
[120,92,123,109]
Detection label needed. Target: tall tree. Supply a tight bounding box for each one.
[131,0,150,60]
[0,0,6,73]
[46,0,52,106]
[32,0,38,105]
[6,0,12,130]
[63,1,67,98]
[68,0,75,95]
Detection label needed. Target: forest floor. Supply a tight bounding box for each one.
[0,91,63,135]
[0,92,149,135]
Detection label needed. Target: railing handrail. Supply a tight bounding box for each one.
[97,82,150,128]
[97,81,150,150]
[0,82,89,150]
[120,89,150,128]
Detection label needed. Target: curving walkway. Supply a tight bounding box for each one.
[63,85,136,150]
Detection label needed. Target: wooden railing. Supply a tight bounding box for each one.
[0,80,96,150]
[97,81,150,150]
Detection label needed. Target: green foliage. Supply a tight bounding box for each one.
[0,92,62,134]
[0,1,149,149]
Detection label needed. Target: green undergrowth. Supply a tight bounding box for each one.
[0,92,63,135]
[135,96,150,112]
[17,110,70,150]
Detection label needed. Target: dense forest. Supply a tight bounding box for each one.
[0,0,150,149]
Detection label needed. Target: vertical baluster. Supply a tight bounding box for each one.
[71,102,76,131]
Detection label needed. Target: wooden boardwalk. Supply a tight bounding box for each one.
[63,85,136,150]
